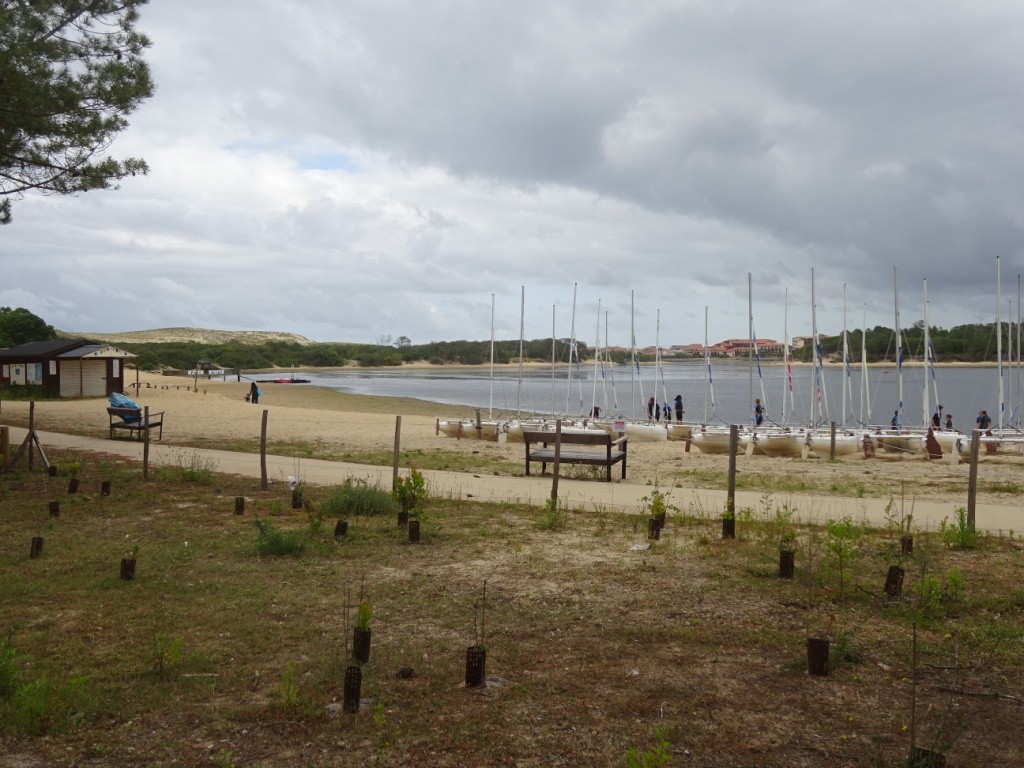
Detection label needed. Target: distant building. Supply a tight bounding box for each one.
[708,338,784,358]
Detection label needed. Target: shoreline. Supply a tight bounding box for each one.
[3,370,1024,511]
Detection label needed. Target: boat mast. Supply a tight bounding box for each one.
[516,287,525,419]
[656,309,669,416]
[997,256,1004,433]
[704,305,716,423]
[590,299,601,417]
[566,282,578,416]
[748,273,768,425]
[550,305,556,419]
[748,273,754,416]
[922,278,931,427]
[842,283,851,427]
[630,290,637,421]
[782,287,792,425]
[860,303,870,426]
[605,310,617,415]
[489,293,495,420]
[1011,274,1019,430]
[894,265,904,430]
[810,267,818,426]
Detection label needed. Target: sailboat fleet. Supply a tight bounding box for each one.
[437,262,1024,459]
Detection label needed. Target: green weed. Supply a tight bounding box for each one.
[535,497,567,531]
[321,478,399,518]
[254,519,305,557]
[940,507,978,550]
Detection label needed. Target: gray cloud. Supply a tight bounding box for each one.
[4,0,1024,349]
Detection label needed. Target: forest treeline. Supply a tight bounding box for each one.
[1,307,1014,369]
[83,321,1011,370]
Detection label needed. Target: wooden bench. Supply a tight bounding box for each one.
[523,430,627,482]
[107,407,165,441]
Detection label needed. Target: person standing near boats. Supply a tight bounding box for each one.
[674,394,684,423]
[753,398,764,427]
[931,405,943,429]
[944,413,953,431]
[977,410,992,431]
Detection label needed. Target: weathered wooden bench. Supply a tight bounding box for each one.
[107,407,165,441]
[523,429,627,482]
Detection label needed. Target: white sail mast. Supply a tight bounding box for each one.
[566,282,578,416]
[488,293,495,420]
[550,305,556,418]
[782,288,792,424]
[998,256,1004,433]
[590,299,601,417]
[894,265,904,429]
[842,283,851,427]
[922,278,931,427]
[860,303,870,426]
[704,305,716,422]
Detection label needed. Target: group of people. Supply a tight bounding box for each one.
[887,404,994,432]
[646,394,686,423]
[930,405,954,431]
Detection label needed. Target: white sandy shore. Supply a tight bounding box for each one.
[1,371,1023,529]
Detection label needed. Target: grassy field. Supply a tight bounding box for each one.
[1,449,1022,767]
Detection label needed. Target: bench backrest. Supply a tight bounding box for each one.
[107,407,141,416]
[522,430,613,446]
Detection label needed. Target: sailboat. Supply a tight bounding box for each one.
[874,266,921,455]
[806,282,865,458]
[436,293,504,441]
[623,306,668,442]
[746,275,806,459]
[916,278,967,456]
[690,306,740,455]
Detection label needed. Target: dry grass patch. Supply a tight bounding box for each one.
[0,450,1021,767]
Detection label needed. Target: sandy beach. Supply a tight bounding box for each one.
[2,370,1023,517]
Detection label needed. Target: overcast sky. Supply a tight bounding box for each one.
[5,0,1024,348]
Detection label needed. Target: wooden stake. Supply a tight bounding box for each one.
[260,409,269,491]
[392,415,402,492]
[727,424,738,517]
[967,430,980,532]
[143,405,151,480]
[550,419,562,504]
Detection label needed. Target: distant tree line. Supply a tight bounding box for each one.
[0,307,1015,368]
[795,322,1010,364]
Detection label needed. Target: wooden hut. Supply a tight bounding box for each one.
[0,340,137,397]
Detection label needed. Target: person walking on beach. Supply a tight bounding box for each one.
[753,398,764,427]
[250,381,260,405]
[674,394,684,423]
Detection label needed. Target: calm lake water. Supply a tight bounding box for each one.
[300,362,1024,430]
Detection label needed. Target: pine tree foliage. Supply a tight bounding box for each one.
[0,0,154,223]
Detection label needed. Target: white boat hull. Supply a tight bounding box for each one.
[690,429,736,455]
[807,431,864,457]
[436,419,501,441]
[750,430,806,458]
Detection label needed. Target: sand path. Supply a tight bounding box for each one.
[2,371,1022,533]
